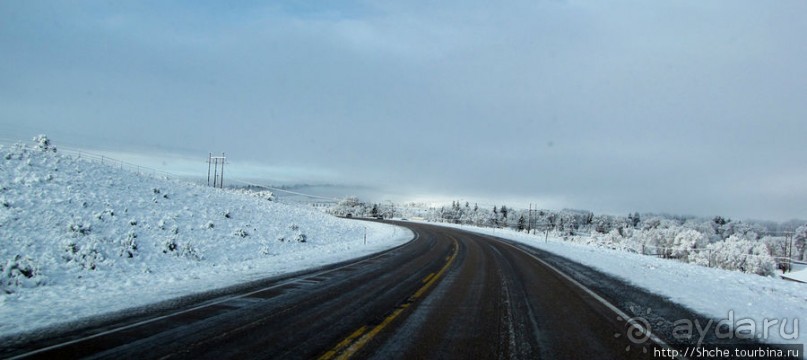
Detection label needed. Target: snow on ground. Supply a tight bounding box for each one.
[782,264,807,284]
[424,222,806,350]
[0,139,412,337]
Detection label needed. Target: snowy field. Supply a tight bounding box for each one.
[0,138,412,338]
[426,222,806,351]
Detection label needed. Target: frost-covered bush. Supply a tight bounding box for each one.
[179,242,202,261]
[62,240,103,270]
[68,221,92,236]
[670,229,707,261]
[163,238,178,253]
[592,229,625,250]
[33,135,56,153]
[692,236,775,276]
[637,228,674,255]
[1,255,43,293]
[794,225,807,261]
[120,232,138,258]
[275,224,308,243]
[295,233,307,243]
[259,239,273,255]
[254,190,275,201]
[162,237,202,260]
[328,196,367,217]
[229,188,275,202]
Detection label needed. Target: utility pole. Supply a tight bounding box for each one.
[786,231,794,273]
[207,153,227,188]
[213,157,218,187]
[528,203,532,234]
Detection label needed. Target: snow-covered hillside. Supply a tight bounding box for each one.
[0,137,411,337]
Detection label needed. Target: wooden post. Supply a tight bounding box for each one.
[220,152,225,188]
[207,153,212,186]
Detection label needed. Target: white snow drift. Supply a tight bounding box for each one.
[0,137,411,337]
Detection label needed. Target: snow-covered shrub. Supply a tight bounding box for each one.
[162,237,201,260]
[62,240,103,270]
[1,255,43,293]
[179,242,202,261]
[329,196,367,217]
[692,236,775,276]
[642,217,662,230]
[120,232,138,258]
[33,135,56,153]
[637,228,671,255]
[763,236,789,258]
[230,188,275,202]
[253,190,274,201]
[68,222,92,236]
[259,239,273,255]
[594,229,624,250]
[234,228,249,238]
[163,238,178,253]
[157,216,180,234]
[94,208,115,221]
[794,225,807,261]
[670,229,707,261]
[275,224,308,243]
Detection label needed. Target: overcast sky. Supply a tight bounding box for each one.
[2,1,806,221]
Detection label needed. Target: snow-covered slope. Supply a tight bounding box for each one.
[0,139,411,337]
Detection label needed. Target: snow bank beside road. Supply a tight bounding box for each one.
[0,139,411,337]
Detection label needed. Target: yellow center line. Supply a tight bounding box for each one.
[320,238,459,360]
[335,305,409,360]
[421,272,435,284]
[318,326,368,360]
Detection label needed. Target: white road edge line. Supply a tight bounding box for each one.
[494,239,687,360]
[9,231,419,360]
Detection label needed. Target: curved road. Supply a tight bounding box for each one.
[4,221,725,359]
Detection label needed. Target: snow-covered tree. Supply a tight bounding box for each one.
[670,229,707,261]
[692,235,775,276]
[517,215,526,231]
[628,212,641,228]
[329,196,366,217]
[794,225,807,261]
[33,134,57,153]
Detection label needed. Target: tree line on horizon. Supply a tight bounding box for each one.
[328,196,807,277]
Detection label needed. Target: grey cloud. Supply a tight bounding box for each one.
[1,0,806,221]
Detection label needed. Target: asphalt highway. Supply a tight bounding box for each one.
[4,220,738,359]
